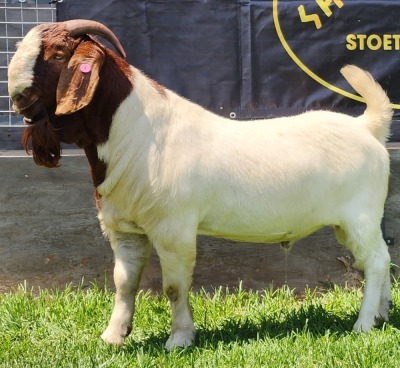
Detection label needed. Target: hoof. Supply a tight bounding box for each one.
[101,327,128,346]
[165,329,196,351]
[353,318,375,332]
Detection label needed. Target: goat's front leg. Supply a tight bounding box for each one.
[154,229,197,350]
[101,232,152,346]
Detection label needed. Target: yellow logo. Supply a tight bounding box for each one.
[272,0,400,109]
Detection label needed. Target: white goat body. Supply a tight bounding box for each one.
[98,65,389,246]
[7,21,393,350]
[97,65,392,349]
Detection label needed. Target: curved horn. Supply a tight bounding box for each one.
[63,19,126,58]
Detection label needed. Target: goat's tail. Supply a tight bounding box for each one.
[340,65,393,145]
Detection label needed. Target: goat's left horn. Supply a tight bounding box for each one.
[63,19,127,58]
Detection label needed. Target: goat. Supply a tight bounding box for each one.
[8,19,393,350]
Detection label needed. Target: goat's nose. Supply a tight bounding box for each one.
[11,93,24,103]
[11,88,33,103]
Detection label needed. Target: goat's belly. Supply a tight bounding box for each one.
[196,187,340,242]
[197,214,327,244]
[199,226,323,243]
[198,225,325,244]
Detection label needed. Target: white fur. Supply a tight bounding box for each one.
[7,26,392,347]
[7,27,42,97]
[96,65,393,348]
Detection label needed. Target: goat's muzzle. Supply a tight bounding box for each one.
[11,88,62,168]
[11,88,42,120]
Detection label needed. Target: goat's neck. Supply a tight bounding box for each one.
[95,67,170,196]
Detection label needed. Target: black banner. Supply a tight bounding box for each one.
[58,0,400,123]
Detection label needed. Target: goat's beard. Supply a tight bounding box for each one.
[22,115,61,168]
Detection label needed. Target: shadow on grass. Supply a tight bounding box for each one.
[195,304,357,346]
[125,302,400,352]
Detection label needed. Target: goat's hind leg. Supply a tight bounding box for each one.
[101,232,152,346]
[350,231,391,331]
[378,266,392,322]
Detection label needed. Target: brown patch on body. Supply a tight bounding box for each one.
[94,189,102,211]
[84,144,107,188]
[166,286,179,303]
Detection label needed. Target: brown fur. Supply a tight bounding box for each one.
[22,117,61,168]
[20,24,134,185]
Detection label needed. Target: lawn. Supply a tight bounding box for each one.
[0,281,399,367]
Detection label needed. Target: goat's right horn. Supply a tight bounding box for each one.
[63,19,126,58]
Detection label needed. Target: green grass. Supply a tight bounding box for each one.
[1,282,400,367]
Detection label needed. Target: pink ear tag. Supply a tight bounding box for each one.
[80,63,91,73]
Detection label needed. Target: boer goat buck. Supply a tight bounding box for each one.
[8,20,393,349]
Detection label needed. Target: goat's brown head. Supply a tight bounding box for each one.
[8,19,129,169]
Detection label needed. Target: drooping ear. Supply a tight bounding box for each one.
[55,42,105,115]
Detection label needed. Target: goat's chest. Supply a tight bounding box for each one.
[98,183,167,235]
[99,197,146,234]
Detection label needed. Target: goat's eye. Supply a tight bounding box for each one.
[53,54,64,60]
